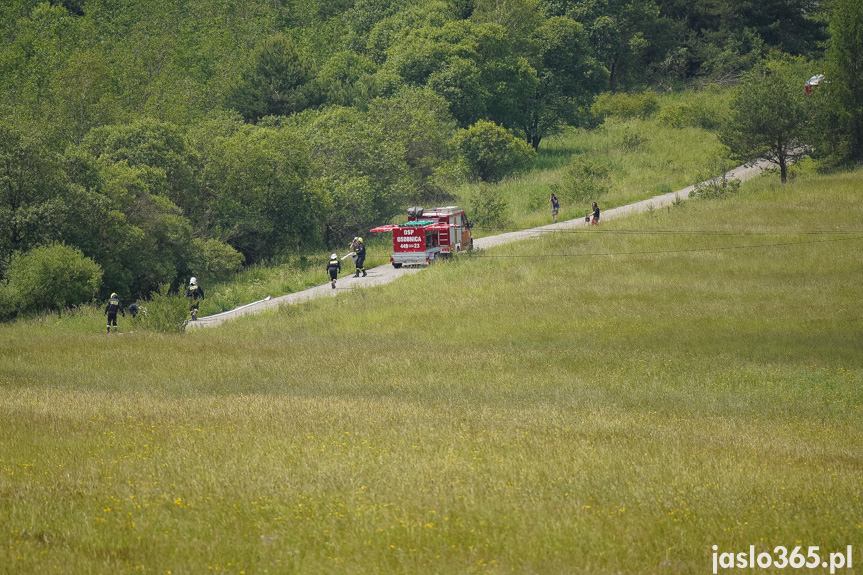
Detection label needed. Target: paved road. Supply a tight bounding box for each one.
[188,160,771,329]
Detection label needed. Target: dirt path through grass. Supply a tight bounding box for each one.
[188,160,772,329]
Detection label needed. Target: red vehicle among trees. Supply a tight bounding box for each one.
[370,206,473,268]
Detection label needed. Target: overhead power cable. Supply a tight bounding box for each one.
[472,226,863,236]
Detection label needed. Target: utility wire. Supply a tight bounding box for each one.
[472,226,863,236]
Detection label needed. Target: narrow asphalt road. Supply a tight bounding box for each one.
[187,160,771,329]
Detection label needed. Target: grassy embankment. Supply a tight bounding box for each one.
[466,87,732,235]
[1,163,861,573]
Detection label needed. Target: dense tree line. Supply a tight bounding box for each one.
[0,0,856,318]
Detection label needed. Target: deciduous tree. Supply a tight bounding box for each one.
[81,118,199,217]
[520,16,607,150]
[567,0,675,91]
[453,119,536,181]
[0,124,65,267]
[194,122,325,262]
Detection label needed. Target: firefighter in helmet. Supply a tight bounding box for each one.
[186,277,205,320]
[353,237,366,277]
[104,293,125,333]
[326,253,341,289]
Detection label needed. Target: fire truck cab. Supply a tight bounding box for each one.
[370,206,473,268]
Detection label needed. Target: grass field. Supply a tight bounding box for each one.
[1,166,861,573]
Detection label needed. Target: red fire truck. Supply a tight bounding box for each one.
[370,206,473,268]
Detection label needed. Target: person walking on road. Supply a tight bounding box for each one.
[326,254,341,289]
[353,237,367,277]
[186,277,205,320]
[549,193,560,223]
[590,202,600,226]
[104,293,125,333]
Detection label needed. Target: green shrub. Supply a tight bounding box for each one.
[453,120,536,182]
[3,243,102,316]
[656,87,732,130]
[188,238,244,283]
[468,184,509,228]
[689,150,741,199]
[591,91,660,120]
[656,103,700,129]
[550,157,610,206]
[137,284,191,333]
[621,129,644,151]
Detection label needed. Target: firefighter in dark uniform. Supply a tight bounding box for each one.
[104,293,125,333]
[353,237,366,277]
[186,277,204,320]
[326,253,341,289]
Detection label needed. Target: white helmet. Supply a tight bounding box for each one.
[331,254,337,259]
[190,277,196,285]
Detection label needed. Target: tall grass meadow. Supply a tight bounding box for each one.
[1,163,861,573]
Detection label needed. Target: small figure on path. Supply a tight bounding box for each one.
[104,293,125,333]
[326,253,341,289]
[549,193,560,223]
[352,237,367,277]
[186,277,205,320]
[591,202,600,226]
